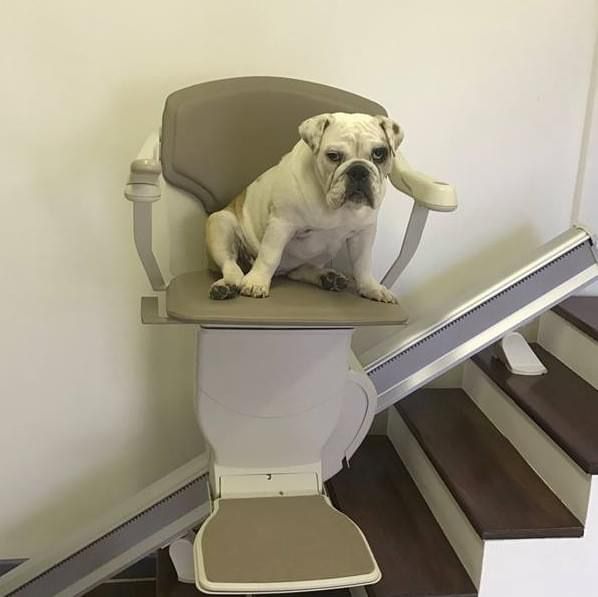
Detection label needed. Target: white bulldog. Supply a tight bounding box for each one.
[206,112,403,302]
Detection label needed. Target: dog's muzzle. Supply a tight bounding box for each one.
[345,163,374,206]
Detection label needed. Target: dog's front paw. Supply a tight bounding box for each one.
[358,283,398,304]
[320,270,349,292]
[240,273,271,298]
[209,280,240,300]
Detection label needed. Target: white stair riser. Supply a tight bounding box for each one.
[479,480,598,597]
[386,408,484,586]
[538,311,598,391]
[463,361,592,522]
[480,535,585,597]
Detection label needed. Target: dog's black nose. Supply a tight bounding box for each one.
[347,164,369,182]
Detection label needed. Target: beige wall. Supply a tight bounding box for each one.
[1,0,596,557]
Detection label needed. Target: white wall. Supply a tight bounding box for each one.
[0,0,595,557]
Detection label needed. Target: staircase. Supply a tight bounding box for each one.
[386,295,598,597]
[81,295,598,597]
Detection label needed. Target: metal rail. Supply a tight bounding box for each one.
[364,226,598,412]
[0,457,210,597]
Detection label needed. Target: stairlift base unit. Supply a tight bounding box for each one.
[192,326,382,593]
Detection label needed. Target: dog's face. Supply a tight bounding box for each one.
[299,112,403,210]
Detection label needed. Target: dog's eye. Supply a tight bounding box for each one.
[326,150,343,162]
[372,147,388,162]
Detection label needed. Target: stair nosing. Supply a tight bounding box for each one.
[553,297,598,343]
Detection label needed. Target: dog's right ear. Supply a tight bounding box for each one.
[299,114,331,153]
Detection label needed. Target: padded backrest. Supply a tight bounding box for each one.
[160,77,386,213]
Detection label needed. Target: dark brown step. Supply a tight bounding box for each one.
[85,580,155,596]
[157,548,191,597]
[554,296,598,342]
[397,389,583,540]
[327,436,476,597]
[82,555,157,595]
[473,343,598,474]
[156,548,350,597]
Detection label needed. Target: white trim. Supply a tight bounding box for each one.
[539,310,598,391]
[386,408,483,586]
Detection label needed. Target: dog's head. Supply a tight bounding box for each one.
[299,112,403,210]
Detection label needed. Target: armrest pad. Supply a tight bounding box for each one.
[389,152,457,212]
[124,132,162,203]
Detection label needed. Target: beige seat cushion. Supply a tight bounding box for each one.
[166,270,408,327]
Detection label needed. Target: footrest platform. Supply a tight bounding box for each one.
[194,494,380,593]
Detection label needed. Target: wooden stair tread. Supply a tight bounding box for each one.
[156,548,350,597]
[397,389,583,540]
[553,296,598,342]
[327,436,476,597]
[473,344,598,473]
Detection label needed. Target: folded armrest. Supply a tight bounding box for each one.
[124,132,167,291]
[389,152,457,212]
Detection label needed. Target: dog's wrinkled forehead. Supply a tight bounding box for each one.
[325,114,385,147]
[299,112,403,155]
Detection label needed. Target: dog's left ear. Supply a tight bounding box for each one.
[376,116,404,156]
[299,114,331,153]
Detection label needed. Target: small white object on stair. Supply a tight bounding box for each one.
[494,332,547,376]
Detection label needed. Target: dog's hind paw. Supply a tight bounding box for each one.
[320,270,349,292]
[209,281,240,300]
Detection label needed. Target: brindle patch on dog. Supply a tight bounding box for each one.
[320,271,349,292]
[209,283,240,300]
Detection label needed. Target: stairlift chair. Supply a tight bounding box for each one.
[124,77,457,593]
